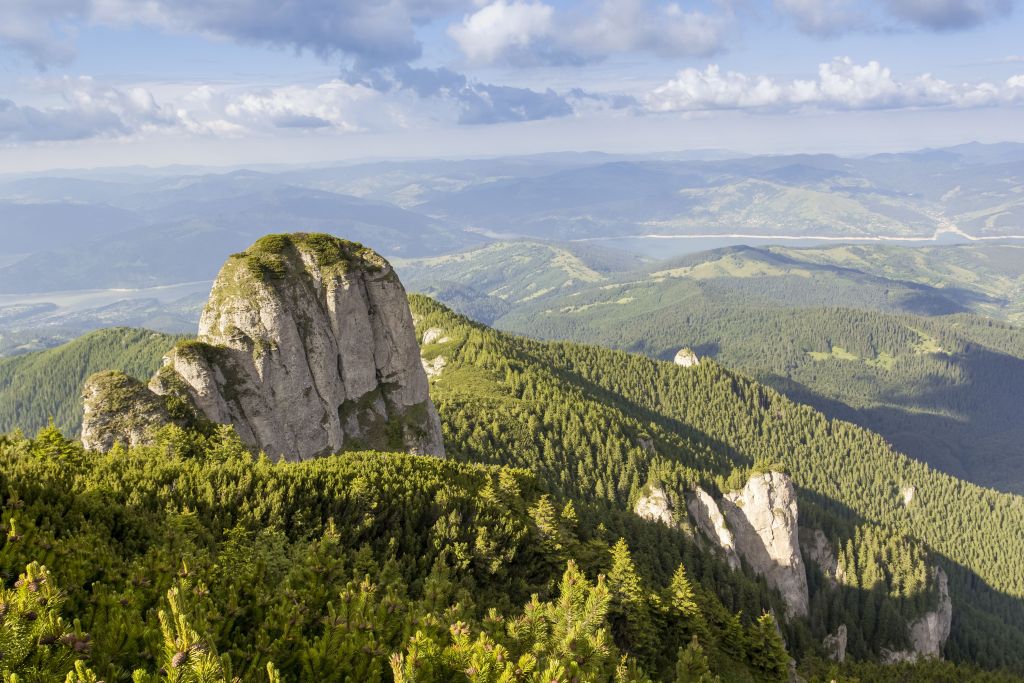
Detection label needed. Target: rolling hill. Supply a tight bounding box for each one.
[402,241,1024,494]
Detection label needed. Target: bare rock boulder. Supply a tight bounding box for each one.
[800,528,840,586]
[824,624,848,663]
[674,348,700,367]
[150,233,445,460]
[883,567,952,662]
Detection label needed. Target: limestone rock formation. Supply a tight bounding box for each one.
[721,472,810,617]
[81,371,173,452]
[902,485,916,507]
[85,233,445,461]
[686,487,741,570]
[824,624,848,663]
[634,484,675,527]
[800,528,840,586]
[674,348,700,367]
[421,327,450,345]
[421,355,447,378]
[884,567,952,662]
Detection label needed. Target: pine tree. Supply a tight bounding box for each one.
[607,539,657,661]
[747,612,789,682]
[674,637,718,683]
[670,563,700,620]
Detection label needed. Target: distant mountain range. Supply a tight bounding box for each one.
[1,142,1022,297]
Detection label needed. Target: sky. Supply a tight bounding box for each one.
[0,0,1022,171]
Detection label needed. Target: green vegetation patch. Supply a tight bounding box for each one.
[84,370,164,416]
[227,233,388,285]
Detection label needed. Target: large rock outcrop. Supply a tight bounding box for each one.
[674,348,700,367]
[81,371,174,452]
[85,233,445,460]
[634,484,676,527]
[721,472,810,618]
[884,567,952,662]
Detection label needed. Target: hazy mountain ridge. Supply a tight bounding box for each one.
[1,143,1021,297]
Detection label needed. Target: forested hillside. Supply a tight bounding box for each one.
[0,424,798,682]
[2,298,1024,679]
[403,242,1024,493]
[0,328,180,436]
[410,297,1024,672]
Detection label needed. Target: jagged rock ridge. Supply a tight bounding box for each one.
[632,472,807,618]
[84,233,445,460]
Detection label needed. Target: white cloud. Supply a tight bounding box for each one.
[448,0,554,64]
[568,0,730,59]
[647,57,1024,112]
[0,77,389,142]
[447,0,732,65]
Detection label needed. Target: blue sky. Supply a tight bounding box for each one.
[0,0,1021,170]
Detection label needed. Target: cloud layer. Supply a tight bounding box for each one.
[775,0,1015,35]
[0,77,391,142]
[647,57,1024,112]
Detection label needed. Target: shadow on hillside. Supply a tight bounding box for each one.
[515,344,755,475]
[759,341,1024,495]
[793,488,1024,670]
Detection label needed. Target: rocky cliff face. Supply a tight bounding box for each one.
[81,371,174,452]
[686,487,741,570]
[721,472,810,618]
[634,484,676,527]
[85,233,445,460]
[824,624,848,662]
[800,528,840,586]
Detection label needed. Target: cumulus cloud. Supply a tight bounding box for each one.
[647,57,1024,112]
[448,0,554,64]
[0,71,578,142]
[0,77,182,141]
[447,0,732,65]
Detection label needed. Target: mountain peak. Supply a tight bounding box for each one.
[85,232,445,460]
